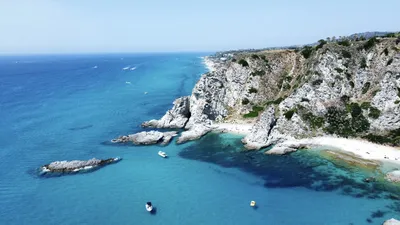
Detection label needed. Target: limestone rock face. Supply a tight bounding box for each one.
[241,106,276,150]
[141,38,400,147]
[142,96,190,129]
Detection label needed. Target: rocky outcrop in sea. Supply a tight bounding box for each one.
[40,157,121,175]
[142,35,400,147]
[111,131,178,145]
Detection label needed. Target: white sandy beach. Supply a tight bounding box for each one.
[276,136,400,166]
[212,122,400,166]
[212,123,252,135]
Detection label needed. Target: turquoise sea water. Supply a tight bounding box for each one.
[0,53,399,225]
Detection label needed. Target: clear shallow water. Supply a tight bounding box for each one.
[0,54,399,225]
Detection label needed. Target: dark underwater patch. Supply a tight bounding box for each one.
[36,158,121,178]
[370,210,386,218]
[68,124,93,131]
[178,133,400,204]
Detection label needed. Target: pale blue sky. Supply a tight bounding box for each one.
[0,0,399,54]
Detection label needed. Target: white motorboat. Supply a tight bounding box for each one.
[158,151,167,158]
[146,202,153,212]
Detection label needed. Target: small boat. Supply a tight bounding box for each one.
[146,202,153,212]
[250,201,256,207]
[158,151,167,158]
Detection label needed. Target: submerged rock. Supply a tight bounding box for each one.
[111,131,178,146]
[320,150,380,171]
[385,170,400,182]
[142,96,190,129]
[265,140,308,155]
[383,218,400,225]
[40,157,121,174]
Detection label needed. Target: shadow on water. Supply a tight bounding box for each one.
[68,125,93,131]
[150,207,157,215]
[178,133,400,214]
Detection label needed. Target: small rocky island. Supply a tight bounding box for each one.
[40,157,121,175]
[111,130,178,146]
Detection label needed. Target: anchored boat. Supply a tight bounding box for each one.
[158,151,167,158]
[146,202,153,212]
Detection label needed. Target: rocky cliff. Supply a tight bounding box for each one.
[144,34,400,148]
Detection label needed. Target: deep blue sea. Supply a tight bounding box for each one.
[1,53,399,225]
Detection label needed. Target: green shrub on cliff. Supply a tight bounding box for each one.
[342,50,352,58]
[283,83,291,90]
[285,76,293,82]
[383,48,389,56]
[363,134,392,145]
[363,37,378,50]
[387,58,393,66]
[340,95,350,103]
[238,59,249,67]
[338,40,351,47]
[324,106,370,137]
[312,79,323,86]
[251,54,259,59]
[361,102,371,109]
[301,112,325,129]
[362,82,371,94]
[243,111,257,118]
[251,70,266,76]
[243,105,264,118]
[368,107,381,119]
[372,89,380,97]
[360,57,367,68]
[301,46,313,59]
[264,97,284,106]
[249,87,258,94]
[296,106,325,129]
[242,98,250,105]
[335,68,344,73]
[364,128,400,145]
[347,102,362,117]
[316,39,327,50]
[284,109,296,120]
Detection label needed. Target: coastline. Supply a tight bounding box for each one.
[269,136,400,166]
[203,56,217,72]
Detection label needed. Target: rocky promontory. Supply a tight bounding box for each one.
[40,157,121,174]
[141,33,400,147]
